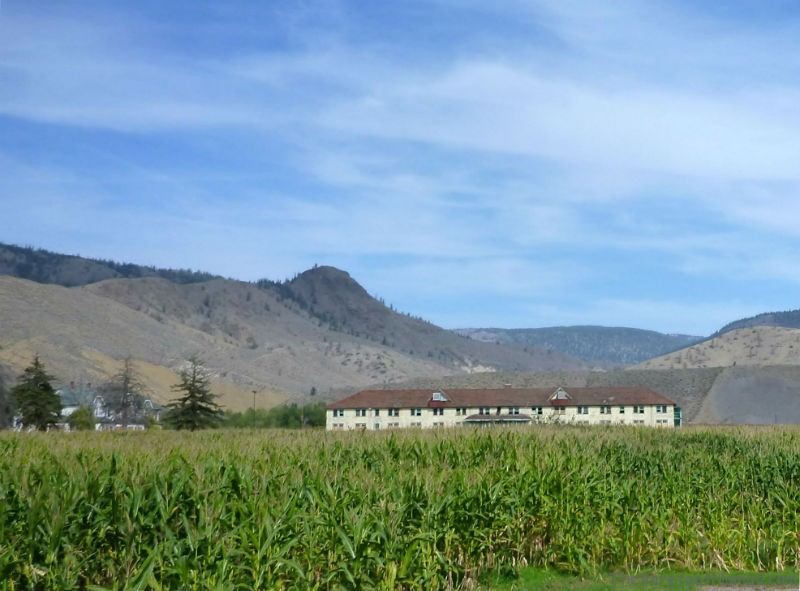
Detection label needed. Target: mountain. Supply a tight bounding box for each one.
[636,326,800,370]
[0,242,217,287]
[713,309,800,337]
[0,247,584,409]
[455,326,701,366]
[277,267,578,373]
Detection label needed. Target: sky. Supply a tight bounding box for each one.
[1,1,800,335]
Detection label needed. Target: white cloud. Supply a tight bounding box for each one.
[2,1,800,333]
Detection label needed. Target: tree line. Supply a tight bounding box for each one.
[2,356,222,431]
[222,403,326,429]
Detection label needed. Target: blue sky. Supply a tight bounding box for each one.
[1,1,800,335]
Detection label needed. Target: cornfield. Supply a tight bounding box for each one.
[0,427,798,590]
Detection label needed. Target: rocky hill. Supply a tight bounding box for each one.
[636,326,800,370]
[456,326,700,366]
[279,267,577,373]
[0,248,584,409]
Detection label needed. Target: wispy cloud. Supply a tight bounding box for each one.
[1,0,800,334]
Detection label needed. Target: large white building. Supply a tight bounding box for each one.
[326,386,677,430]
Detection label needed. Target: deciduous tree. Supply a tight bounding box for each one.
[103,357,146,427]
[67,406,95,431]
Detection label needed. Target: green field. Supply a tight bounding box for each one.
[0,427,798,590]
[490,567,800,590]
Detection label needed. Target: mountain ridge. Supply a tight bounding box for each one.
[455,326,701,366]
[0,246,584,408]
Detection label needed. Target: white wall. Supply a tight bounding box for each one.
[326,405,675,430]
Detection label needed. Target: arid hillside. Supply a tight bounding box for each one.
[636,326,800,370]
[693,365,800,424]
[0,267,582,409]
[0,276,447,408]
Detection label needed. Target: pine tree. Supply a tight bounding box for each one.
[11,356,61,430]
[165,357,222,431]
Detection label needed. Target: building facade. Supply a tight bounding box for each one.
[326,386,676,430]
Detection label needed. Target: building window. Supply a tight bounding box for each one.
[479,407,491,414]
[600,405,611,414]
[433,422,444,427]
[577,406,589,415]
[656,405,667,413]
[374,423,380,430]
[619,406,625,414]
[634,405,645,414]
[633,420,644,425]
[374,409,380,417]
[355,423,366,429]
[355,409,367,417]
[333,409,345,417]
[432,408,444,416]
[508,407,520,415]
[388,422,400,428]
[531,406,543,415]
[410,422,422,428]
[388,408,399,417]
[554,407,566,415]
[410,408,422,417]
[456,407,466,415]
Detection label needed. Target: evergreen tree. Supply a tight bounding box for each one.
[11,356,61,430]
[165,358,222,431]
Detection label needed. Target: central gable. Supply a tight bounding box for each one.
[549,387,572,401]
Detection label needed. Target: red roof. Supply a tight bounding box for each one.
[327,386,674,409]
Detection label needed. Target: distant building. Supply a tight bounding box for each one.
[57,382,110,421]
[56,382,162,431]
[326,386,676,430]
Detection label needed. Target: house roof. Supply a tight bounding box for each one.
[57,387,99,407]
[327,386,675,409]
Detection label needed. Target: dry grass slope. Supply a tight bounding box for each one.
[637,326,800,370]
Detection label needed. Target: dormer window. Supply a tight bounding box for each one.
[549,387,572,401]
[431,391,449,402]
